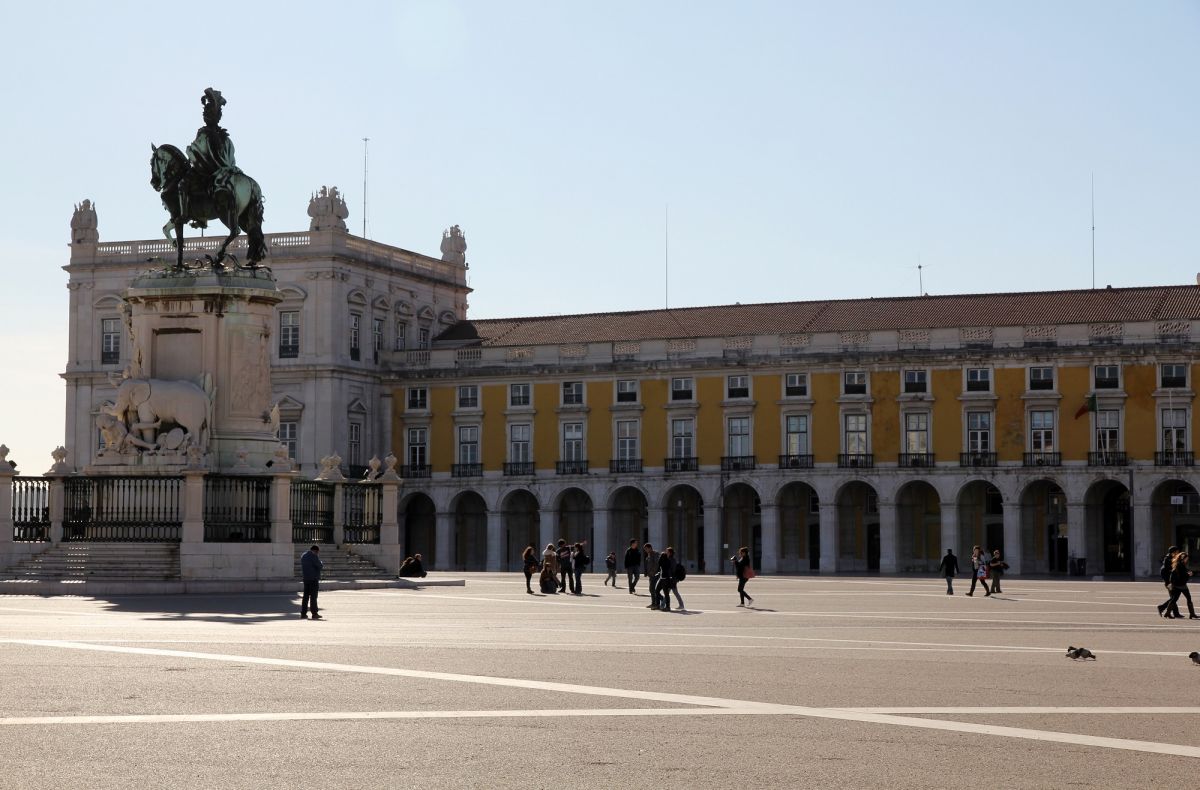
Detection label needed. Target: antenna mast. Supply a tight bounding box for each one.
[1090,173,1095,289]
[664,204,670,309]
[362,137,370,239]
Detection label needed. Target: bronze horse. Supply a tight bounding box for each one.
[150,143,267,270]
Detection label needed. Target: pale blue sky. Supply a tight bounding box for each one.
[0,1,1197,467]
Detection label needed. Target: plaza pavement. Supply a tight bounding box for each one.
[1,573,1198,788]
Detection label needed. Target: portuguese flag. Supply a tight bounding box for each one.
[1074,394,1097,420]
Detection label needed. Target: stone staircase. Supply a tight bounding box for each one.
[293,546,392,580]
[0,543,180,580]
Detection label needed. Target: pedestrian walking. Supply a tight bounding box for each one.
[937,548,959,595]
[300,544,323,620]
[604,552,618,587]
[521,545,540,594]
[988,549,1008,594]
[571,542,589,595]
[657,547,677,611]
[624,539,642,594]
[556,539,574,593]
[643,543,661,609]
[668,553,687,611]
[733,546,755,607]
[1158,546,1182,619]
[1166,551,1199,620]
[967,546,991,597]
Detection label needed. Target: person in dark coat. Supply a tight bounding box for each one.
[556,539,575,593]
[604,552,618,587]
[521,545,540,594]
[657,548,677,611]
[399,553,427,578]
[733,546,754,607]
[1167,551,1199,620]
[300,545,323,620]
[1158,546,1182,618]
[988,549,1007,594]
[624,539,641,594]
[643,543,661,609]
[937,549,959,595]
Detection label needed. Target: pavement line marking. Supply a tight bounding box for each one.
[841,707,1200,714]
[10,640,1200,759]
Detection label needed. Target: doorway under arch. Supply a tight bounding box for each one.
[453,491,488,571]
[502,489,540,572]
[777,482,819,572]
[663,485,703,572]
[896,481,941,573]
[1019,480,1066,574]
[402,492,436,569]
[837,481,879,572]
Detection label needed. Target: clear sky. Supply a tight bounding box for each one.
[0,1,1197,469]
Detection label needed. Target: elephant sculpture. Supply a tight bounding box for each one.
[103,377,212,454]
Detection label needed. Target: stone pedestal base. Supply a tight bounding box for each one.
[179,541,294,580]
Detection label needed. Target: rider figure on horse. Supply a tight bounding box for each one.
[184,88,243,228]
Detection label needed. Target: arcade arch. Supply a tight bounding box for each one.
[502,489,540,572]
[401,492,436,568]
[896,481,940,573]
[837,481,879,572]
[722,483,761,573]
[1019,480,1067,574]
[452,491,487,571]
[957,481,1004,563]
[777,482,819,573]
[1151,480,1200,560]
[663,484,703,571]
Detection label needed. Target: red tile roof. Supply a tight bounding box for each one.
[438,285,1200,347]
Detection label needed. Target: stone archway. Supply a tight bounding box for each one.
[1151,480,1200,560]
[777,481,819,573]
[501,490,540,572]
[957,480,1004,565]
[402,492,436,569]
[1085,479,1131,576]
[721,483,761,574]
[837,481,879,572]
[896,481,941,573]
[555,488,594,549]
[453,491,487,571]
[1019,480,1067,574]
[609,486,648,553]
[662,485,703,571]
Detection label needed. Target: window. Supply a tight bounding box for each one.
[967,412,991,452]
[966,368,991,392]
[671,377,693,401]
[1029,366,1054,391]
[785,415,809,455]
[407,387,427,410]
[616,420,639,460]
[509,383,531,407]
[458,425,479,464]
[372,318,384,352]
[727,417,751,456]
[1162,364,1187,389]
[903,370,927,394]
[843,371,867,395]
[407,427,427,467]
[278,312,299,358]
[904,412,929,453]
[277,421,297,459]
[785,373,807,397]
[727,375,749,399]
[562,381,584,405]
[562,422,584,461]
[671,418,694,458]
[458,385,479,409]
[843,414,868,453]
[616,379,638,403]
[1094,365,1119,390]
[394,321,407,351]
[101,318,121,364]
[1030,410,1054,451]
[418,327,430,349]
[349,313,361,353]
[1163,409,1188,451]
[1095,410,1120,452]
[509,423,531,462]
[348,422,362,466]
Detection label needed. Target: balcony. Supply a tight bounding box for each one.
[721,455,757,472]
[556,460,588,475]
[838,453,874,469]
[664,457,698,473]
[959,452,997,468]
[350,347,360,361]
[609,459,643,474]
[451,463,483,478]
[1156,451,1195,467]
[1088,451,1128,467]
[101,350,120,365]
[778,454,814,470]
[898,453,936,468]
[400,464,431,478]
[503,462,535,476]
[1023,452,1062,467]
[278,344,299,359]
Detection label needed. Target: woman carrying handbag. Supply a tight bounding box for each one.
[733,546,755,607]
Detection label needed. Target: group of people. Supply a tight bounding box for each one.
[937,546,1007,595]
[1157,546,1198,619]
[522,540,592,595]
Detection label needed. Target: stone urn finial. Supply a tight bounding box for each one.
[47,446,72,475]
[270,443,294,473]
[365,456,381,480]
[315,452,346,482]
[380,452,401,481]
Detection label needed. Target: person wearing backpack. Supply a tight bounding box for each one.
[1159,546,1182,618]
[603,552,617,587]
[665,547,686,611]
[623,539,642,594]
[556,539,575,594]
[571,542,589,595]
[657,547,677,611]
[643,543,662,609]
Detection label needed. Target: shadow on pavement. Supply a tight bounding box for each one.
[94,593,300,625]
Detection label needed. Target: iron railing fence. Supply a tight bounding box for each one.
[204,475,271,542]
[343,484,382,544]
[12,476,50,542]
[291,479,335,543]
[63,476,182,542]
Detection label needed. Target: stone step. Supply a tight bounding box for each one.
[1,543,181,580]
[293,546,391,579]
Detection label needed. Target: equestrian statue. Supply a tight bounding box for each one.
[150,88,267,271]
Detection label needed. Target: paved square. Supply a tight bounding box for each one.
[1,574,1197,788]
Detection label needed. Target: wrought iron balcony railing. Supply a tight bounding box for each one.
[1023,452,1062,467]
[1088,451,1128,467]
[664,457,698,473]
[400,464,431,478]
[503,462,535,476]
[451,463,483,478]
[838,453,874,469]
[778,454,814,470]
[959,452,997,467]
[556,460,588,475]
[898,453,935,468]
[609,459,643,474]
[721,456,757,472]
[1156,450,1195,467]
